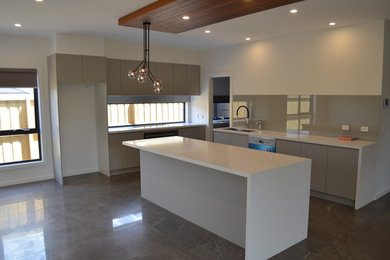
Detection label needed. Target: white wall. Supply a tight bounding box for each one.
[58,84,99,176]
[53,34,105,56]
[0,35,54,186]
[376,20,390,199]
[202,21,384,96]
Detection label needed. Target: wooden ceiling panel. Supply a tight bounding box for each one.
[119,0,304,34]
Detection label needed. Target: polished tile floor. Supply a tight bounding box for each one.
[0,172,389,260]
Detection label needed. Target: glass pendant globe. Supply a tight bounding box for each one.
[128,70,137,79]
[138,66,148,76]
[153,79,162,89]
[154,86,162,94]
[137,74,146,83]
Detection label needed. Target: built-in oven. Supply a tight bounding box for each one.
[248,136,276,152]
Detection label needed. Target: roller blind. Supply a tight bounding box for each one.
[0,69,38,88]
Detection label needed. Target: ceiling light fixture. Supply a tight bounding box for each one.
[329,21,336,26]
[205,30,211,34]
[128,22,162,94]
[245,37,251,41]
[182,15,190,20]
[35,0,43,2]
[289,9,298,14]
[14,23,22,28]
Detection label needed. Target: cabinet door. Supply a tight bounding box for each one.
[137,62,156,95]
[326,147,358,200]
[108,133,130,171]
[156,62,173,95]
[187,65,200,95]
[230,134,248,148]
[56,54,83,83]
[106,59,121,95]
[120,60,139,95]
[83,56,106,83]
[173,64,187,95]
[126,133,143,168]
[178,127,205,140]
[214,132,230,145]
[300,143,328,192]
[276,139,301,156]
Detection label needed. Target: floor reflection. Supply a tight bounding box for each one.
[112,212,143,228]
[2,228,46,260]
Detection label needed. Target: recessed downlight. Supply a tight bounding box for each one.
[245,37,251,41]
[329,21,336,26]
[205,30,211,34]
[35,0,43,2]
[289,9,298,14]
[14,23,22,28]
[182,15,190,20]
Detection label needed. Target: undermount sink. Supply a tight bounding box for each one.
[223,127,256,132]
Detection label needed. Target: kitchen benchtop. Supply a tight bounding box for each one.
[214,128,376,149]
[109,123,206,134]
[123,136,309,177]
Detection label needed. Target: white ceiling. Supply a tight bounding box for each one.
[1,0,390,50]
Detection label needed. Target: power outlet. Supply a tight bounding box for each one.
[360,126,369,132]
[342,124,350,131]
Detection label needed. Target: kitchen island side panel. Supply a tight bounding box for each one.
[140,150,247,247]
[245,161,311,260]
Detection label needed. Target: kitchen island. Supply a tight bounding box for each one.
[123,136,311,260]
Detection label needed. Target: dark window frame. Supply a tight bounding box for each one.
[0,88,42,166]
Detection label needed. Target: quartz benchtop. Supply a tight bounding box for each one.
[109,123,206,134]
[214,128,375,149]
[122,136,309,178]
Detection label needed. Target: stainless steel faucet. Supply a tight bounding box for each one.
[236,105,249,128]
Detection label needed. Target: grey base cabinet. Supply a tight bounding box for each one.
[178,127,205,140]
[214,132,248,148]
[109,132,143,171]
[276,139,358,200]
[326,147,358,200]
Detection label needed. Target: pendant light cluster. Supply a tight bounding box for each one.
[128,22,162,94]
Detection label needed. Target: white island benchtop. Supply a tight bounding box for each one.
[123,137,312,260]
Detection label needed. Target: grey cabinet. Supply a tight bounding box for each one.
[214,132,248,148]
[56,54,83,83]
[276,140,300,156]
[187,65,200,95]
[109,132,143,171]
[107,59,121,95]
[56,54,106,84]
[178,127,205,140]
[173,64,187,95]
[120,60,139,95]
[326,147,358,200]
[300,143,328,192]
[83,56,106,83]
[156,62,174,95]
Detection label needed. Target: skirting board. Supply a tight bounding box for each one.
[63,168,99,177]
[310,191,354,207]
[0,175,53,187]
[375,186,390,200]
[110,167,140,176]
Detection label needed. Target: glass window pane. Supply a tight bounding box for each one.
[300,100,311,113]
[0,88,36,130]
[0,134,40,165]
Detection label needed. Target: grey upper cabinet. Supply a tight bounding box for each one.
[276,139,301,156]
[173,64,187,95]
[107,59,121,95]
[56,54,106,84]
[120,60,138,95]
[83,56,106,83]
[56,54,83,83]
[156,62,173,95]
[187,65,200,95]
[326,147,358,200]
[178,127,205,140]
[300,143,328,192]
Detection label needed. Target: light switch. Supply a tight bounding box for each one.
[360,126,369,132]
[342,124,350,131]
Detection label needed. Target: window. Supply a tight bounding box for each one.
[0,69,41,166]
[107,103,185,127]
[286,95,312,132]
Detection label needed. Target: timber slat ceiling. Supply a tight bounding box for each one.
[119,0,303,34]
